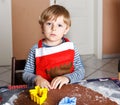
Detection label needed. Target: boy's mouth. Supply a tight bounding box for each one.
[50,34,56,36]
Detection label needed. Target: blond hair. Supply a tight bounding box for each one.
[39,5,71,28]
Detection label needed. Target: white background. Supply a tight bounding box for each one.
[51,0,94,54]
[0,0,12,65]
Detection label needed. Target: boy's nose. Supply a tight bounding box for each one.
[52,25,56,31]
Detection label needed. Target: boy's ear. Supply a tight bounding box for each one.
[64,27,70,35]
[41,26,44,34]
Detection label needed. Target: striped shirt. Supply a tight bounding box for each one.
[23,40,85,85]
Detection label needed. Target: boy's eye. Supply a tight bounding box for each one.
[58,24,62,27]
[46,22,51,25]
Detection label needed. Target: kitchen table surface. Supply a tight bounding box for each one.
[0,78,120,105]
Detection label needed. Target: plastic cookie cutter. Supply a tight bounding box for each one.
[58,97,77,105]
[29,86,48,105]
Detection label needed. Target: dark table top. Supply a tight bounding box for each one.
[0,78,120,105]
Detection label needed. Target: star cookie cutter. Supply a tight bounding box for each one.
[29,86,48,105]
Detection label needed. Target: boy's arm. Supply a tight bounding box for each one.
[22,44,38,84]
[64,45,85,83]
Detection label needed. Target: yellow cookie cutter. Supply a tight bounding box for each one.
[29,86,48,105]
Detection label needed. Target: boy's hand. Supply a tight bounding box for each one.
[34,75,51,90]
[51,76,69,89]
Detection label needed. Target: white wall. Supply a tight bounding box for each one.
[51,0,94,55]
[0,0,12,65]
[94,0,103,59]
[51,0,103,59]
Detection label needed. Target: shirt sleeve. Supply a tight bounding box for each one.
[64,44,85,83]
[22,44,38,85]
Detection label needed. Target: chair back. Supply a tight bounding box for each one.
[11,57,26,85]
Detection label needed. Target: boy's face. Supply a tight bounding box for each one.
[42,16,69,43]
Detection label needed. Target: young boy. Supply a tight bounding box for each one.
[23,5,85,90]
